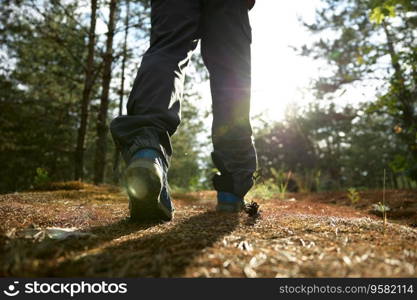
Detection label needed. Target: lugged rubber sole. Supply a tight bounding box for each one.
[124,159,172,222]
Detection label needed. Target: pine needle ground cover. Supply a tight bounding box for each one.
[0,184,416,277]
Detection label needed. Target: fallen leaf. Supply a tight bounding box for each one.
[20,227,95,241]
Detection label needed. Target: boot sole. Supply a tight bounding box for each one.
[125,159,172,222]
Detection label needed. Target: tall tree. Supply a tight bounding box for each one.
[300,0,417,181]
[0,1,87,192]
[168,97,206,190]
[112,0,131,183]
[94,0,118,184]
[74,0,98,181]
[253,101,407,191]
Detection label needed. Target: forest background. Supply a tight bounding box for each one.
[1,0,416,195]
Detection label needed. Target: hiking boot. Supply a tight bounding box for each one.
[216,191,245,213]
[124,148,173,222]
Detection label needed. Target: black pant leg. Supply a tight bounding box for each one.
[110,0,201,164]
[201,0,258,198]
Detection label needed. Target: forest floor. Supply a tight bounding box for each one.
[0,182,416,277]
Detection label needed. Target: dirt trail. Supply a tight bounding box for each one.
[0,184,416,277]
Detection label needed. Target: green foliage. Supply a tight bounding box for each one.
[270,168,292,199]
[0,1,89,192]
[246,180,282,201]
[373,202,391,213]
[370,4,396,24]
[254,108,317,191]
[254,100,412,191]
[347,187,361,205]
[168,73,208,191]
[2,0,416,194]
[299,169,322,193]
[33,168,50,189]
[0,0,152,192]
[300,0,417,182]
[245,168,294,200]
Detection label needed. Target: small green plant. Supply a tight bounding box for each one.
[270,168,292,200]
[373,202,390,226]
[246,179,279,201]
[298,169,321,192]
[372,169,390,232]
[382,169,388,230]
[347,187,360,205]
[33,167,50,189]
[246,168,295,201]
[278,171,292,200]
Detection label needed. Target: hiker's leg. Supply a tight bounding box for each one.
[110,0,201,164]
[201,0,257,198]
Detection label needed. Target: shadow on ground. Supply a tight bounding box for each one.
[1,210,240,277]
[52,211,239,277]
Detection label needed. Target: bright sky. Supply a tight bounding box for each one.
[250,0,322,120]
[197,0,323,122]
[95,0,379,123]
[96,0,326,121]
[97,1,345,122]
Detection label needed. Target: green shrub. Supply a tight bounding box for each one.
[33,167,50,189]
[246,179,280,200]
[347,187,361,205]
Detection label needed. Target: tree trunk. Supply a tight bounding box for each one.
[382,22,414,128]
[94,0,118,184]
[391,172,398,189]
[74,0,97,181]
[382,21,417,181]
[113,0,131,184]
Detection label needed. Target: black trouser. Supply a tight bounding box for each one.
[110,0,257,198]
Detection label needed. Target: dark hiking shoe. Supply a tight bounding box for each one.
[124,149,173,222]
[216,192,245,213]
